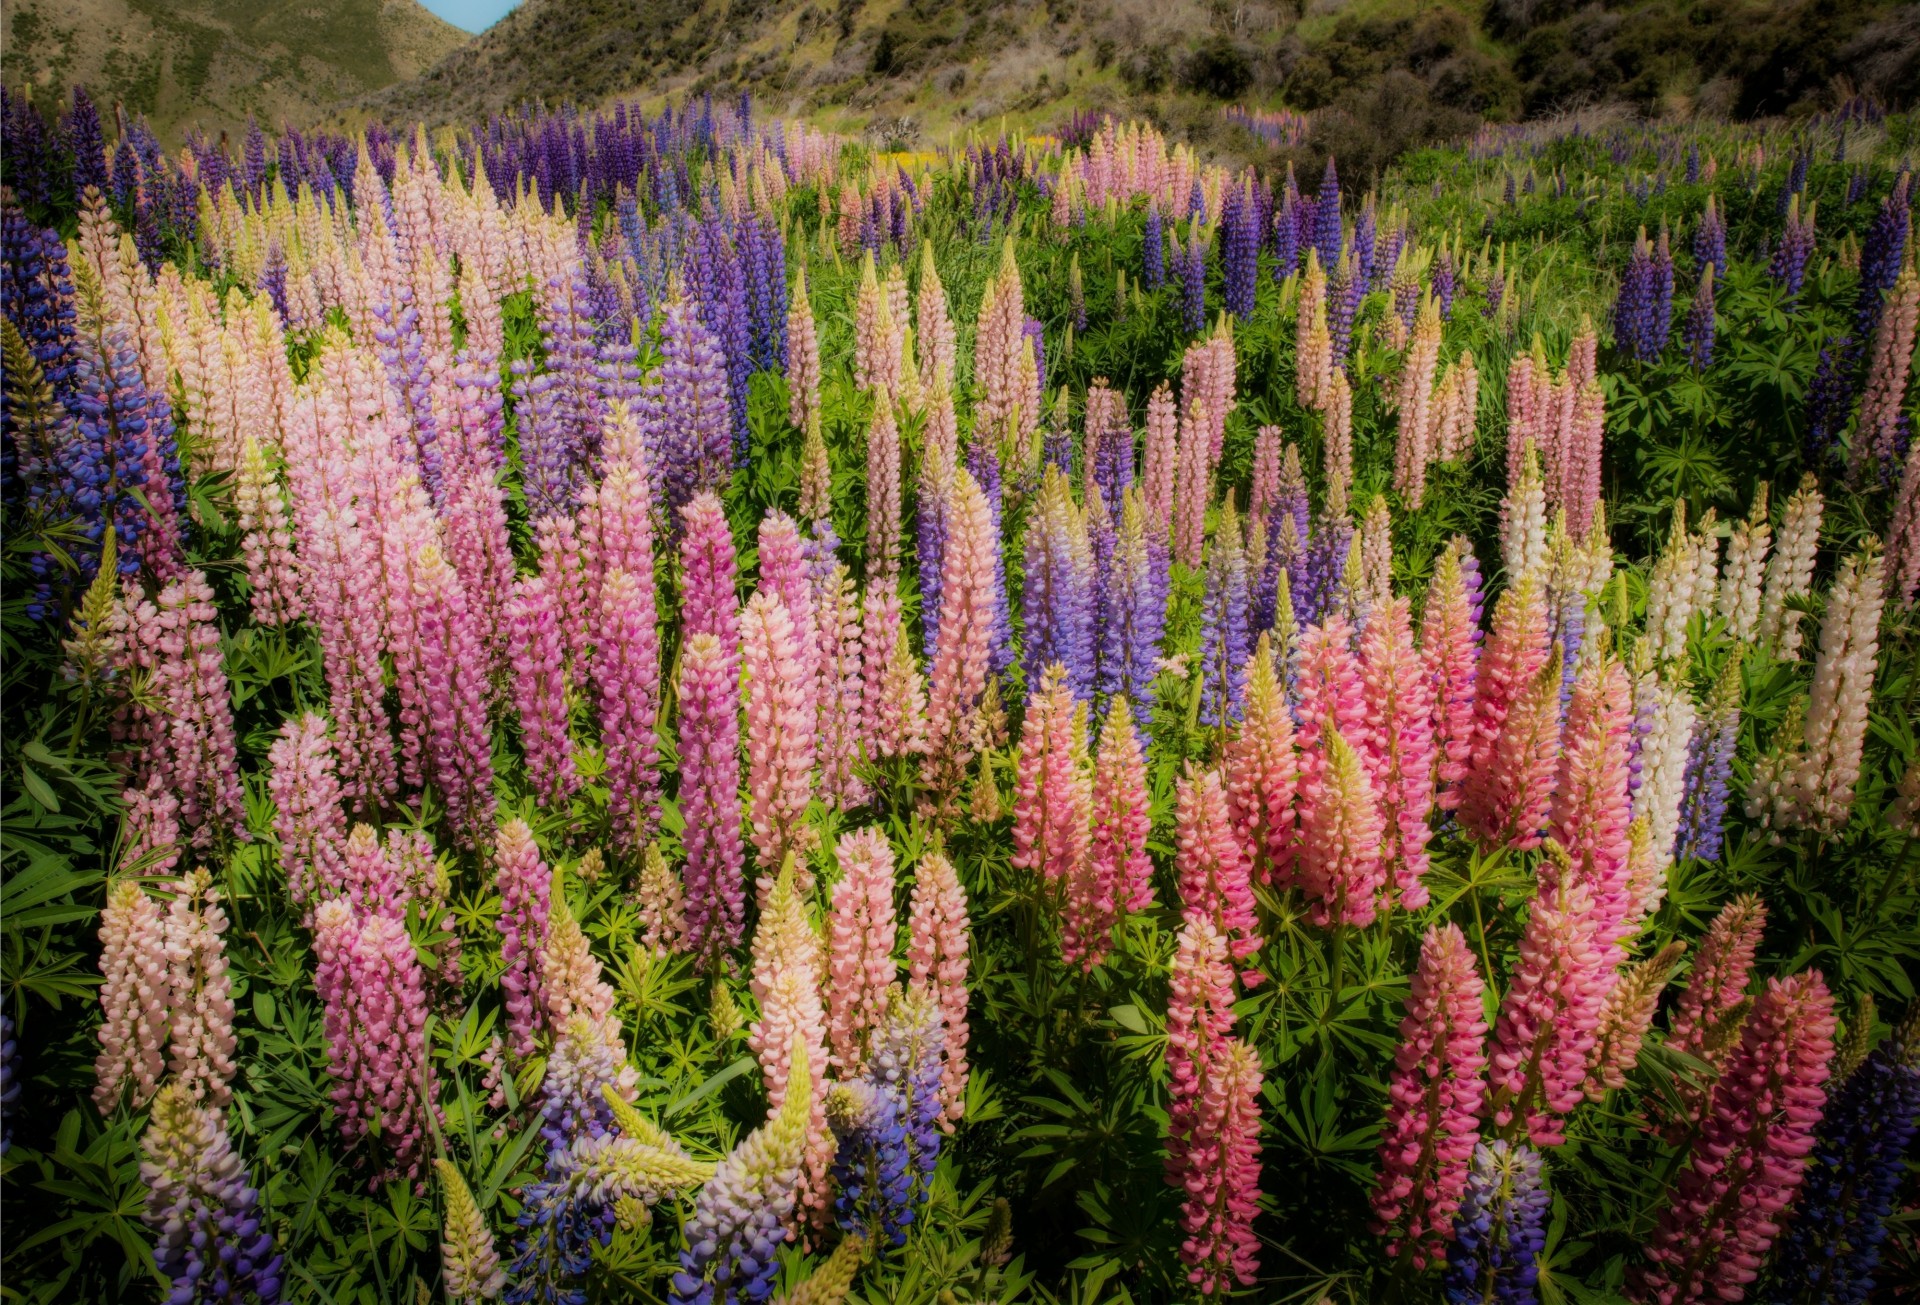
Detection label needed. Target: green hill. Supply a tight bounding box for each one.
[1,0,469,143]
[363,0,1915,171]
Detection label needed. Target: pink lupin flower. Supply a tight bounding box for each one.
[1295,723,1389,929]
[748,860,832,1222]
[579,439,656,615]
[267,712,348,915]
[1634,972,1835,1305]
[1294,615,1369,756]
[1886,443,1920,605]
[1224,635,1300,888]
[679,490,740,647]
[313,894,436,1181]
[861,581,922,759]
[916,241,958,391]
[1172,401,1211,568]
[1552,654,1634,938]
[506,574,578,810]
[742,590,818,891]
[1563,379,1605,536]
[1296,249,1333,409]
[94,879,172,1113]
[233,433,304,626]
[786,265,820,429]
[813,560,869,808]
[401,538,499,848]
[1360,597,1438,908]
[925,468,998,795]
[1084,696,1155,963]
[907,850,972,1125]
[1175,765,1263,981]
[865,400,904,576]
[1011,667,1096,955]
[1250,424,1283,521]
[596,567,662,850]
[536,514,594,675]
[824,829,899,1074]
[1472,651,1563,853]
[494,820,551,1059]
[1788,546,1886,833]
[757,511,819,693]
[112,570,248,851]
[1851,256,1918,482]
[1459,576,1552,845]
[161,870,238,1108]
[1487,875,1611,1146]
[1141,381,1179,542]
[1371,924,1488,1267]
[335,823,409,918]
[1421,543,1482,814]
[1663,896,1768,1133]
[679,632,746,958]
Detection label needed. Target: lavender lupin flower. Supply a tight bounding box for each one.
[1198,499,1251,728]
[1442,1140,1549,1305]
[1180,229,1208,335]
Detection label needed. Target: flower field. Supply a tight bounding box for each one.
[1,89,1918,1304]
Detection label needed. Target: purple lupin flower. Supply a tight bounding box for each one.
[1198,502,1251,727]
[1329,252,1362,369]
[1272,185,1300,281]
[1223,182,1259,319]
[1676,669,1739,863]
[1855,172,1910,342]
[1353,194,1378,293]
[374,296,444,500]
[642,295,731,521]
[1613,228,1660,363]
[1434,249,1458,320]
[1805,332,1861,463]
[1180,228,1208,335]
[512,266,606,517]
[1442,1140,1549,1305]
[1651,222,1675,343]
[1314,156,1343,273]
[1143,203,1165,291]
[64,87,108,201]
[1693,195,1727,281]
[1768,194,1817,305]
[1096,490,1168,730]
[1683,263,1717,370]
[1022,468,1095,700]
[1294,515,1352,630]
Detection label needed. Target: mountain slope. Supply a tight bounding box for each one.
[364,0,1915,164]
[1,0,469,142]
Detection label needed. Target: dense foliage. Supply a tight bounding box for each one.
[2,87,1918,1305]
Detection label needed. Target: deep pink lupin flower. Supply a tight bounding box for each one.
[1011,668,1095,957]
[679,632,746,959]
[824,828,899,1075]
[267,712,347,915]
[679,491,740,647]
[742,590,818,890]
[1295,615,1369,756]
[580,448,656,618]
[1360,597,1437,908]
[506,574,578,810]
[1552,655,1634,940]
[1634,972,1835,1305]
[494,820,551,1060]
[1225,636,1299,888]
[1662,895,1767,1134]
[1487,877,1611,1146]
[313,895,436,1182]
[1175,765,1262,981]
[906,851,972,1126]
[536,514,593,675]
[113,570,248,851]
[1090,695,1156,931]
[596,567,662,850]
[1459,577,1552,847]
[1371,924,1488,1266]
[1471,651,1563,853]
[1420,542,1481,811]
[1295,726,1388,928]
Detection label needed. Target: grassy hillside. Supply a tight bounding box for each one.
[1,0,468,143]
[363,0,1917,170]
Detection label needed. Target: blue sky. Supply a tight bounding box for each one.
[419,0,522,33]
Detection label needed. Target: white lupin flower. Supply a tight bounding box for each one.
[1758,474,1824,657]
[1790,547,1885,833]
[1718,483,1771,641]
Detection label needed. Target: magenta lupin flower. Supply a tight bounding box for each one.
[1662,894,1768,1135]
[825,828,899,1075]
[1487,877,1611,1147]
[267,712,348,916]
[1294,614,1369,757]
[1371,923,1488,1267]
[1552,654,1634,941]
[906,851,972,1126]
[1175,765,1262,982]
[494,820,552,1060]
[679,491,740,643]
[925,468,998,794]
[506,573,577,810]
[1295,725,1389,928]
[742,590,818,891]
[536,513,594,675]
[1225,636,1299,888]
[1011,667,1094,956]
[596,567,663,850]
[679,632,746,959]
[1460,577,1552,847]
[313,894,436,1181]
[1420,541,1482,812]
[1634,972,1836,1305]
[1360,597,1437,908]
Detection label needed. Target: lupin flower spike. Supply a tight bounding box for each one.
[742,590,818,892]
[438,1159,506,1304]
[1175,765,1263,979]
[1224,635,1299,888]
[906,851,972,1125]
[824,829,899,1076]
[139,1081,284,1305]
